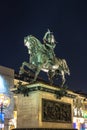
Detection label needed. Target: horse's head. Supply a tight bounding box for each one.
[24,35,43,56]
[24,35,31,50]
[24,35,37,54]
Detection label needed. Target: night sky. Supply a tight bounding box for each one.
[0,0,87,92]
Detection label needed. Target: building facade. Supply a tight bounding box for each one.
[0,66,87,130]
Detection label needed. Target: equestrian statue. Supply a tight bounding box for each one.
[19,30,70,87]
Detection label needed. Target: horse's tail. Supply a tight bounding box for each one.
[62,59,70,75]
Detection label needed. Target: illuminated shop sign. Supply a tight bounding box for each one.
[0,94,10,108]
[0,93,14,119]
[0,113,4,128]
[0,113,4,123]
[83,111,87,118]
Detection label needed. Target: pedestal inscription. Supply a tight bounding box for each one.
[42,98,72,122]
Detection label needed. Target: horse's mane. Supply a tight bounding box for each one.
[29,35,46,53]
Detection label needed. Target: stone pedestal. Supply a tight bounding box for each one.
[15,82,75,129]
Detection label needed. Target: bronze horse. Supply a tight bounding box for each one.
[19,35,70,86]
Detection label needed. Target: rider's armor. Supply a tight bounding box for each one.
[43,30,56,64]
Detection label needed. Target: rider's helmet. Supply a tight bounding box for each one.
[43,29,56,44]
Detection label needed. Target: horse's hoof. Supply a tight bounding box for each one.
[29,80,36,84]
[19,71,22,75]
[19,69,24,75]
[19,67,24,74]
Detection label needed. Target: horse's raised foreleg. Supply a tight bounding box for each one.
[19,61,36,74]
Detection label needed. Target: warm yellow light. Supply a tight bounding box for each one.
[0,94,10,108]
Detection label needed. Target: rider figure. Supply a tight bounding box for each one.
[43,29,56,64]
